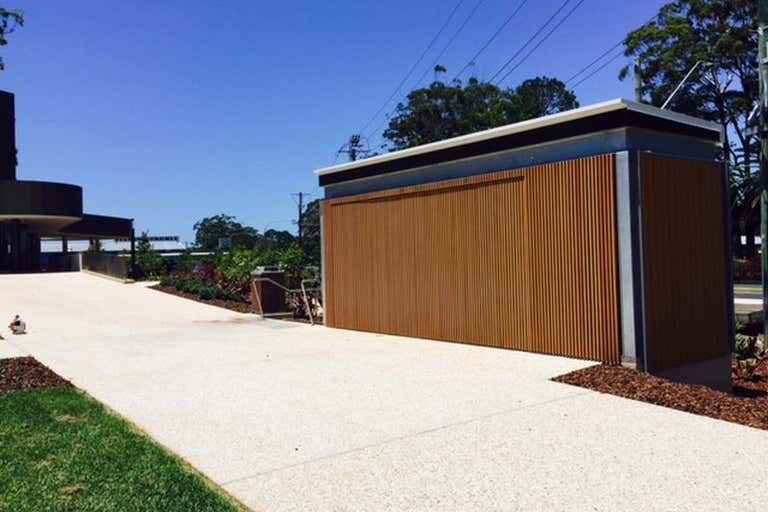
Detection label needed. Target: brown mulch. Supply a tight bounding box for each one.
[553,362,768,431]
[150,285,322,323]
[0,357,72,393]
[150,285,253,314]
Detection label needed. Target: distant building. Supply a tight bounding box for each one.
[0,90,134,273]
[41,235,185,255]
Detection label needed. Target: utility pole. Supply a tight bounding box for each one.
[292,192,310,251]
[337,134,373,162]
[298,192,304,249]
[759,0,768,338]
[634,59,642,103]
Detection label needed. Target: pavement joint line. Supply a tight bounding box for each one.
[221,389,594,486]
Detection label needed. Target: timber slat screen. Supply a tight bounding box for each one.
[640,153,729,372]
[323,154,620,362]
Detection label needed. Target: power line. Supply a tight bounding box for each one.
[489,0,575,84]
[451,0,530,82]
[365,0,485,145]
[564,41,623,85]
[411,0,485,91]
[357,0,466,136]
[563,13,658,86]
[569,50,625,89]
[494,0,586,86]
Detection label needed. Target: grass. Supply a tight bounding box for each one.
[0,387,244,512]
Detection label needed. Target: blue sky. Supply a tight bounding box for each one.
[3,0,667,243]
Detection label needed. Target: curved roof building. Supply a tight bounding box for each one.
[0,90,134,273]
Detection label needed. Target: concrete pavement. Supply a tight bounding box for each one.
[1,272,766,511]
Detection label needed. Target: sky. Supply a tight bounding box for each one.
[2,0,668,244]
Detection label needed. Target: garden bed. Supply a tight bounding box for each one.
[0,356,72,393]
[151,284,253,314]
[553,361,768,431]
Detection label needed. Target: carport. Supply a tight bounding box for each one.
[316,99,732,389]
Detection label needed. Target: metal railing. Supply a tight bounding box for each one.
[251,277,323,325]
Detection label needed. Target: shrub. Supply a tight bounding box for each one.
[215,247,280,296]
[733,333,767,379]
[134,232,168,279]
[278,243,304,287]
[161,274,246,304]
[733,257,761,282]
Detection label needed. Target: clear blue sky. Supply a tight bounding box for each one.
[3,0,667,243]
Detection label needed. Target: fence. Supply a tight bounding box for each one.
[81,252,130,279]
[40,252,81,272]
[250,275,323,324]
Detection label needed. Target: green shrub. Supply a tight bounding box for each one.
[215,247,279,288]
[164,276,244,304]
[278,243,304,287]
[733,333,767,379]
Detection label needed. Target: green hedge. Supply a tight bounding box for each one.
[160,276,242,302]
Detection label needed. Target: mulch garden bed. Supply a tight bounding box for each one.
[150,285,253,314]
[150,285,320,323]
[554,362,768,431]
[0,357,72,393]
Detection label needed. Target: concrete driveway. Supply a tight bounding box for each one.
[2,272,766,511]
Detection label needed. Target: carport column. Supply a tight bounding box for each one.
[614,151,645,368]
[62,236,68,254]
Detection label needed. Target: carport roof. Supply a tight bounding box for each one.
[315,98,723,187]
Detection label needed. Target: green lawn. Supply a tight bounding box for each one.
[0,387,244,512]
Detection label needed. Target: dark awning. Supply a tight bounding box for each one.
[59,214,133,238]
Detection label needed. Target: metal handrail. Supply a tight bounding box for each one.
[301,278,323,325]
[251,276,321,323]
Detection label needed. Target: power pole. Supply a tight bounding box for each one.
[634,59,642,103]
[297,192,304,249]
[759,0,768,338]
[337,134,373,162]
[292,192,310,251]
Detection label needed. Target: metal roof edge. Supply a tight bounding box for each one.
[315,98,723,177]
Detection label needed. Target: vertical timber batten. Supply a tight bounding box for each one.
[322,154,621,362]
[638,153,731,374]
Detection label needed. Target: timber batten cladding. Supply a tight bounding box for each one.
[317,99,732,389]
[639,154,730,373]
[323,154,620,361]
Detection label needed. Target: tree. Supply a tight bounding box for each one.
[135,232,166,279]
[383,76,578,150]
[261,228,296,252]
[511,77,579,120]
[278,242,305,287]
[174,248,196,273]
[193,214,259,250]
[0,8,23,71]
[619,0,757,254]
[301,199,321,268]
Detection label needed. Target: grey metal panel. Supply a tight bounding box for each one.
[326,129,630,198]
[624,127,718,161]
[324,127,719,200]
[632,151,647,371]
[720,162,736,352]
[615,151,635,361]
